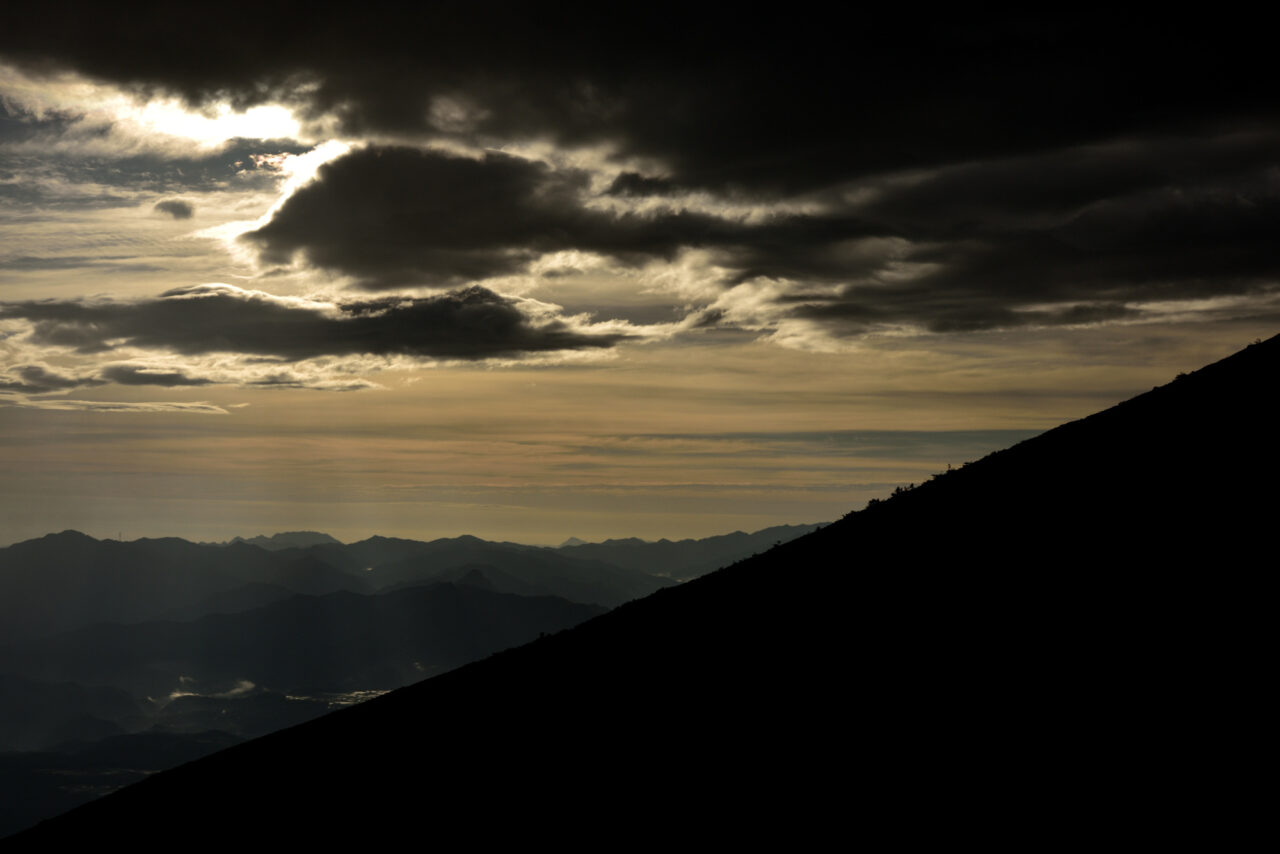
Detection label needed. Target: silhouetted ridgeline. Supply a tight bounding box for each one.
[7,335,1276,845]
[218,531,342,550]
[0,531,671,643]
[0,524,818,835]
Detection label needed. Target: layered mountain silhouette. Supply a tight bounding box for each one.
[0,523,817,836]
[0,534,369,642]
[0,522,816,644]
[0,582,602,836]
[0,530,705,644]
[6,335,1275,844]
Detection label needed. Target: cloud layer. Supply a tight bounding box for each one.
[1,284,629,362]
[240,145,852,289]
[4,9,1280,350]
[4,9,1272,189]
[0,284,641,407]
[236,134,1280,340]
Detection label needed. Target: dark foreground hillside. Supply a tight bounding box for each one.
[8,335,1275,846]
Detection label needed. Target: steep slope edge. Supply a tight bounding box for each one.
[9,335,1275,845]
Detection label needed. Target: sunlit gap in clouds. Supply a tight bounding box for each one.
[0,63,304,151]
[131,100,300,148]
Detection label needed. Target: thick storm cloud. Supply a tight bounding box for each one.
[243,134,1280,335]
[772,132,1280,335]
[2,8,1273,194]
[241,146,764,287]
[0,284,630,361]
[5,7,1280,339]
[99,364,211,386]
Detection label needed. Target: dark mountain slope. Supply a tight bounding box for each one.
[9,335,1275,845]
[0,731,240,839]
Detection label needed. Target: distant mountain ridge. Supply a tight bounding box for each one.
[0,520,827,836]
[0,534,370,642]
[219,531,342,550]
[0,523,823,641]
[556,523,822,580]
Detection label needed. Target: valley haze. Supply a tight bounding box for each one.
[0,521,817,835]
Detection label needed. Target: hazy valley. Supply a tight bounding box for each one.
[0,522,818,836]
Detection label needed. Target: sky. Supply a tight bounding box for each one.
[1,8,1276,545]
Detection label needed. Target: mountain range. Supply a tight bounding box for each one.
[5,334,1275,844]
[0,524,822,645]
[0,521,819,836]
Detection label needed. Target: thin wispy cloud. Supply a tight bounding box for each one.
[0,393,229,414]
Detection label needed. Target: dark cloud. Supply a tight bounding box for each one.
[0,284,630,360]
[789,292,1143,337]
[99,364,211,386]
[153,199,193,219]
[838,132,1280,241]
[1,8,1273,195]
[778,147,1280,334]
[242,146,754,288]
[243,147,583,286]
[0,364,102,393]
[241,145,893,290]
[605,173,678,198]
[244,137,1280,335]
[5,8,1280,338]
